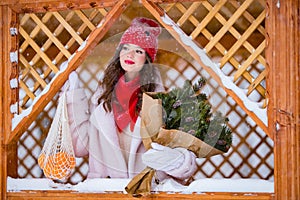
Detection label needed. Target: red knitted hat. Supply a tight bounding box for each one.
[119,17,161,62]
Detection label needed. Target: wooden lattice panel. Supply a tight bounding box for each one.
[160,0,266,100]
[18,8,110,110]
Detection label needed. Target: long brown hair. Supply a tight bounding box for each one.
[98,44,160,113]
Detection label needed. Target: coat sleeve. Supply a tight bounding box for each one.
[65,88,90,157]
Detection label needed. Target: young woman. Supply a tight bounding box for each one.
[63,17,197,183]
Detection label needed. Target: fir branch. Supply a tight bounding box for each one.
[152,79,233,152]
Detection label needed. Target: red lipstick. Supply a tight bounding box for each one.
[125,60,135,65]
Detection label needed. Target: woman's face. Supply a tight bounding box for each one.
[119,44,147,80]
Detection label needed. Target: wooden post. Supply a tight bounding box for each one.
[266,0,300,199]
[0,5,18,199]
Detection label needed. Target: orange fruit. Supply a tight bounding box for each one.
[69,156,76,168]
[38,153,45,169]
[38,151,76,180]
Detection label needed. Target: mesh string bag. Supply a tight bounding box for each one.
[38,89,76,180]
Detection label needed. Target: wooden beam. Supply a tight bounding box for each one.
[1,0,120,13]
[266,0,300,199]
[144,0,206,3]
[0,6,5,200]
[7,190,274,200]
[7,0,132,144]
[0,5,19,200]
[142,0,270,137]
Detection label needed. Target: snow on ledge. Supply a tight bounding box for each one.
[7,177,274,193]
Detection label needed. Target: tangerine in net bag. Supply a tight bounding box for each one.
[38,91,76,180]
[38,152,76,180]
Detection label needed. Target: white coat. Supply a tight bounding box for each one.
[65,87,149,179]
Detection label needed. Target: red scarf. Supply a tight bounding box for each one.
[112,75,141,132]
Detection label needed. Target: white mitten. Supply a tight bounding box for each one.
[61,71,80,91]
[68,71,80,90]
[142,143,197,180]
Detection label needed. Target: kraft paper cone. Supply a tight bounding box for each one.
[125,167,155,197]
[156,128,223,158]
[140,92,163,150]
[140,93,223,157]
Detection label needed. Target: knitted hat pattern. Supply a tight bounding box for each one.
[119,17,161,62]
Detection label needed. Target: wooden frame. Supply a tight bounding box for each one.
[266,0,300,199]
[0,0,299,199]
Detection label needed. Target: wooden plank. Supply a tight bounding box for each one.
[51,9,99,63]
[97,8,109,17]
[204,0,254,52]
[19,27,59,73]
[19,12,74,107]
[52,11,84,45]
[230,0,265,35]
[7,190,274,200]
[266,0,300,199]
[0,5,19,200]
[19,13,50,53]
[29,13,73,58]
[19,54,48,88]
[74,10,96,31]
[142,0,269,137]
[248,69,267,97]
[0,6,5,200]
[210,6,266,98]
[220,11,266,69]
[6,6,19,179]
[234,40,266,82]
[202,0,267,98]
[19,8,103,108]
[143,0,207,3]
[7,0,132,144]
[177,2,201,26]
[204,1,265,68]
[19,80,35,100]
[2,0,119,13]
[176,1,266,98]
[1,0,204,6]
[190,0,226,39]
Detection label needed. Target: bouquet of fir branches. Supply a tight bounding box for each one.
[125,78,232,196]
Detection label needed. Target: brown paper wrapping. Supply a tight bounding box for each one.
[125,92,224,196]
[124,167,155,197]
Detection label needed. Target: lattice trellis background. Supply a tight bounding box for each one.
[16,0,273,184]
[18,7,113,110]
[160,0,266,102]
